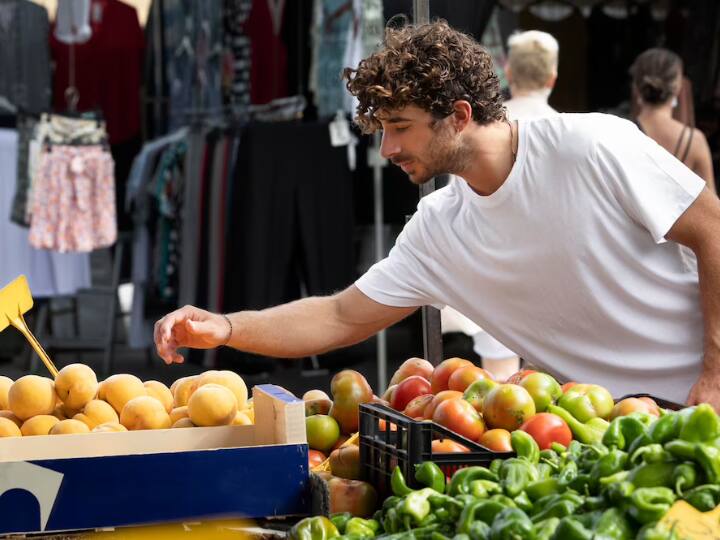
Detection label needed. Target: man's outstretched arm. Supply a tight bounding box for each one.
[154,285,417,364]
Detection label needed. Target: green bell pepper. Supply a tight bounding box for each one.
[604,480,635,508]
[525,478,561,502]
[532,517,559,540]
[391,467,414,497]
[589,448,628,486]
[399,488,435,524]
[567,473,593,495]
[513,491,533,513]
[556,460,578,487]
[683,483,720,511]
[648,412,679,444]
[635,522,680,540]
[694,442,720,483]
[469,479,502,499]
[382,507,400,534]
[383,496,402,511]
[593,508,634,540]
[330,513,353,534]
[427,493,464,522]
[627,432,653,456]
[530,498,582,524]
[628,462,675,488]
[488,507,535,540]
[550,442,567,454]
[467,522,491,540]
[630,443,672,465]
[499,458,539,497]
[672,461,699,496]
[679,403,720,442]
[511,430,540,464]
[489,459,503,476]
[547,404,604,445]
[539,449,560,467]
[448,466,498,496]
[346,518,380,538]
[583,495,605,511]
[290,517,340,540]
[457,500,506,534]
[489,494,517,509]
[664,439,695,460]
[535,462,553,480]
[628,487,676,525]
[551,517,592,540]
[415,462,446,494]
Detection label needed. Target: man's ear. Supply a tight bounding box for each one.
[505,66,513,85]
[545,71,557,89]
[451,100,473,132]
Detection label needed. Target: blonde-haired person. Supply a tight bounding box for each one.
[504,30,559,120]
[630,48,715,193]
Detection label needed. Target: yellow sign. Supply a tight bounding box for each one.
[659,501,720,539]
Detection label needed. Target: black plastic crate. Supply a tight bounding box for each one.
[359,403,512,499]
[616,393,684,411]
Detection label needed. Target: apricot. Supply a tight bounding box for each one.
[169,406,189,424]
[54,363,99,410]
[303,389,330,401]
[74,399,118,429]
[144,380,173,413]
[50,419,90,435]
[190,370,247,409]
[187,384,237,426]
[0,375,13,409]
[0,410,22,427]
[0,417,21,437]
[102,374,146,414]
[21,415,59,436]
[92,422,128,432]
[120,396,171,430]
[9,375,56,420]
[232,411,252,426]
[172,417,195,428]
[172,376,198,407]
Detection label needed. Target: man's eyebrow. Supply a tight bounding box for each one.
[382,116,413,124]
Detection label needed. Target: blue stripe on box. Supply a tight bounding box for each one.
[256,384,302,404]
[0,444,309,534]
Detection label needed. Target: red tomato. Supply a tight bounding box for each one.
[403,394,434,419]
[433,398,486,441]
[505,370,536,385]
[483,384,536,431]
[448,365,495,393]
[378,419,398,432]
[391,375,432,411]
[610,397,661,420]
[431,358,473,394]
[423,390,464,419]
[561,381,578,393]
[520,412,572,450]
[479,429,513,452]
[432,438,469,453]
[309,449,327,468]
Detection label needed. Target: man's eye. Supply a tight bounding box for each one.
[395,126,409,133]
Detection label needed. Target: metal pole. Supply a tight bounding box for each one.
[371,132,388,391]
[413,0,444,367]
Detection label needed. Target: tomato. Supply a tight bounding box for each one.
[423,390,463,419]
[448,365,495,393]
[561,382,578,393]
[389,358,434,386]
[505,370,536,385]
[378,419,397,431]
[327,477,378,518]
[558,384,614,422]
[303,390,330,401]
[463,378,499,413]
[309,449,327,468]
[520,412,572,450]
[520,372,562,412]
[431,358,473,394]
[306,414,341,452]
[610,397,661,420]
[479,428,513,452]
[483,384,536,431]
[330,370,374,434]
[432,397,486,441]
[391,375,432,411]
[333,434,350,451]
[382,384,397,403]
[639,397,661,415]
[432,438,469,453]
[403,394,434,419]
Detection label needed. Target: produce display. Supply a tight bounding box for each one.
[0,365,253,436]
[294,403,720,539]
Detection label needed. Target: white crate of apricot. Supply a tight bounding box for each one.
[0,365,254,437]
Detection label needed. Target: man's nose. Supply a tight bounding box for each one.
[380,132,400,160]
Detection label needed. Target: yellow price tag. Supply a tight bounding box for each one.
[659,501,720,539]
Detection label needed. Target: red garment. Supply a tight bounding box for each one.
[245,0,288,104]
[50,0,144,144]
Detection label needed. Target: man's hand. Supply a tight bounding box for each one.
[154,305,232,364]
[687,367,720,411]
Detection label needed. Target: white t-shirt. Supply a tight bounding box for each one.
[356,113,705,403]
[504,90,559,121]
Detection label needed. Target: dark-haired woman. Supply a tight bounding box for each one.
[630,48,715,193]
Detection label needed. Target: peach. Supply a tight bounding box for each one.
[169,406,189,424]
[54,363,99,410]
[303,389,330,401]
[50,419,90,435]
[74,399,119,429]
[0,417,21,437]
[190,370,247,410]
[92,422,128,432]
[120,396,171,430]
[102,374,146,414]
[8,375,57,420]
[232,411,253,425]
[172,376,198,407]
[0,375,13,409]
[0,410,22,427]
[144,380,173,413]
[172,417,195,428]
[187,383,237,426]
[21,415,59,436]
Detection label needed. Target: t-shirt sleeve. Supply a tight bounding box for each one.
[355,210,443,309]
[593,119,705,244]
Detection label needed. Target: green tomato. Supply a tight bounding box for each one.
[519,373,562,412]
[557,384,614,423]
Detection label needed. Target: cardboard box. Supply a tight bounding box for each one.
[0,384,309,535]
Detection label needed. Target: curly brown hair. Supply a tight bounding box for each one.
[343,20,505,133]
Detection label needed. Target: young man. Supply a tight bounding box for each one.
[155,21,720,407]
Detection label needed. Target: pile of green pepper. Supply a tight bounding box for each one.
[291,404,720,540]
